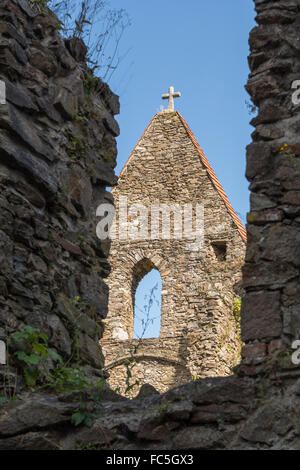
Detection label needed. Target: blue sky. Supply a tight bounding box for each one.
[108,0,256,225]
[104,0,256,337]
[133,270,162,339]
[49,0,256,337]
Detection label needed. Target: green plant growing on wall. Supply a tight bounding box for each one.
[67,134,88,161]
[29,0,131,92]
[226,297,243,371]
[47,0,131,85]
[147,402,169,423]
[84,72,102,98]
[123,346,140,395]
[52,366,91,392]
[280,143,296,158]
[112,283,160,397]
[6,323,107,430]
[70,383,105,428]
[75,442,97,450]
[280,143,300,174]
[11,325,62,389]
[71,409,94,428]
[100,135,116,166]
[134,283,160,341]
[9,323,99,393]
[233,298,242,325]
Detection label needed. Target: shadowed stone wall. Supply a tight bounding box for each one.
[240,0,300,376]
[102,111,246,395]
[0,0,119,391]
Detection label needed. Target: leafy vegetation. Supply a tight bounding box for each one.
[6,321,102,395]
[148,403,169,423]
[280,143,300,174]
[1,320,107,429]
[233,298,241,325]
[112,283,160,396]
[11,325,62,389]
[75,442,97,450]
[33,0,132,86]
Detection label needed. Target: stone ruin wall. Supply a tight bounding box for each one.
[2,0,300,451]
[0,0,119,392]
[240,0,300,375]
[102,111,246,396]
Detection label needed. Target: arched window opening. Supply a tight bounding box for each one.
[133,268,162,339]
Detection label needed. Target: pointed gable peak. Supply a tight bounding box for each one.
[113,111,247,244]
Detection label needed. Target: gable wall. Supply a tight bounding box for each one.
[102,111,245,395]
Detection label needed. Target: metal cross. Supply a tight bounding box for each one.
[161,86,181,112]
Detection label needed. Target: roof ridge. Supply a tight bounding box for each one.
[176,111,247,243]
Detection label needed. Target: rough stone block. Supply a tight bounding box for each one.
[79,333,104,368]
[54,88,78,120]
[243,261,298,289]
[242,342,267,358]
[246,142,273,180]
[241,290,282,341]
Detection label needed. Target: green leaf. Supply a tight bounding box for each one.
[84,415,94,428]
[24,326,38,335]
[26,354,41,365]
[32,343,48,358]
[48,349,63,364]
[39,333,48,343]
[11,332,25,342]
[15,351,28,361]
[71,412,87,427]
[24,368,38,388]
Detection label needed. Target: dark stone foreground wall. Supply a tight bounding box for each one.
[241,0,300,374]
[2,0,300,451]
[0,0,119,390]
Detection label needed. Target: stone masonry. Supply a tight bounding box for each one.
[3,0,300,451]
[0,0,120,392]
[241,0,300,376]
[101,110,246,396]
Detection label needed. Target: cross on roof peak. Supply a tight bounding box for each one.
[161,86,181,112]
